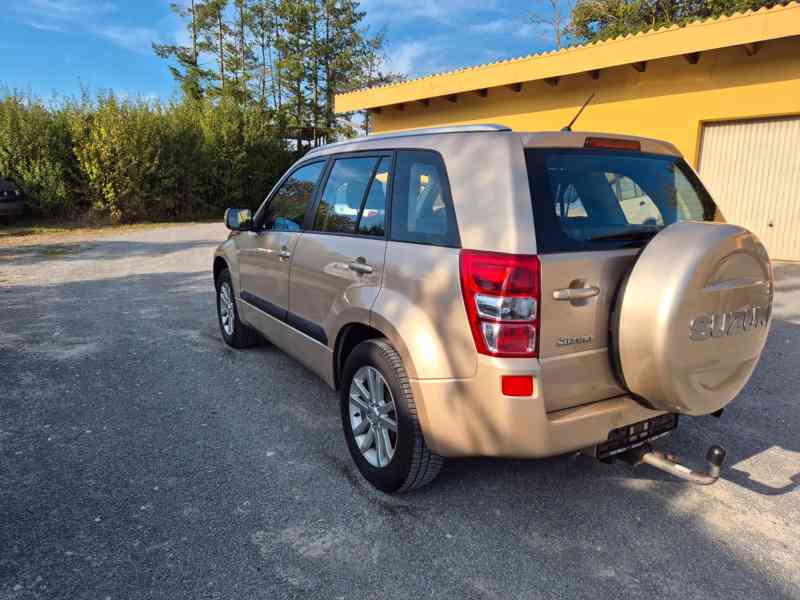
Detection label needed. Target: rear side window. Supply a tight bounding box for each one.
[359,157,390,237]
[313,155,390,237]
[526,149,717,253]
[263,161,325,231]
[314,157,377,234]
[390,150,459,247]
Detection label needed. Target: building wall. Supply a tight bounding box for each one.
[372,37,800,168]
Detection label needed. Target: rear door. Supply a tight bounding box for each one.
[288,153,391,345]
[238,160,326,319]
[525,146,717,412]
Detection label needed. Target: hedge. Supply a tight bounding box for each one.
[0,92,295,223]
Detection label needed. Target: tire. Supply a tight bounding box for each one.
[340,339,443,493]
[215,268,260,349]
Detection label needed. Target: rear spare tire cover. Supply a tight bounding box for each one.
[615,221,773,415]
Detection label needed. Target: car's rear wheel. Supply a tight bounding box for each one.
[340,339,443,493]
[215,268,259,348]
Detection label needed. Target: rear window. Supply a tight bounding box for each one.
[390,150,459,247]
[525,149,718,253]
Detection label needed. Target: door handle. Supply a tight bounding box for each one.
[553,286,600,301]
[348,259,374,275]
[278,247,291,259]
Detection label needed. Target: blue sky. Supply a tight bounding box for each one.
[0,0,560,101]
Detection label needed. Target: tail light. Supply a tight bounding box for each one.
[459,250,540,357]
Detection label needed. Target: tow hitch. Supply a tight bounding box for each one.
[620,443,727,485]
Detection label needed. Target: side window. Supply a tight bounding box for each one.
[553,184,588,217]
[607,173,664,226]
[358,157,390,237]
[390,150,458,246]
[314,157,378,234]
[264,161,325,231]
[675,168,706,221]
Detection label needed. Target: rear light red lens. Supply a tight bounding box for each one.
[471,263,535,294]
[584,137,641,151]
[460,250,540,357]
[501,375,534,397]
[481,322,536,354]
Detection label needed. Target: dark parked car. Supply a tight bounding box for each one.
[0,178,26,223]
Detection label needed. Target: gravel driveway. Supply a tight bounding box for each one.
[2,223,799,600]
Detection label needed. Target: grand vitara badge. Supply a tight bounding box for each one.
[556,335,593,347]
[689,304,771,341]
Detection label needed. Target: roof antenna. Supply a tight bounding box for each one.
[561,92,596,132]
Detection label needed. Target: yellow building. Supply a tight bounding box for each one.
[336,3,800,260]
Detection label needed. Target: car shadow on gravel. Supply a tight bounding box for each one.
[3,265,799,599]
[437,317,800,496]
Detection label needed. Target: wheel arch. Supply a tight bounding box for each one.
[213,255,228,284]
[213,240,243,300]
[333,315,421,390]
[334,323,385,390]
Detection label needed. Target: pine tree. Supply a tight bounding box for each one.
[154,0,389,144]
[275,0,313,149]
[196,0,231,95]
[248,0,277,107]
[225,0,257,103]
[153,1,207,99]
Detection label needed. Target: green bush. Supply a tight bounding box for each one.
[0,91,294,223]
[0,94,84,217]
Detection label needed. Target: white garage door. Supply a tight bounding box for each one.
[699,116,800,261]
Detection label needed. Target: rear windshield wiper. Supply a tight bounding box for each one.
[585,228,661,242]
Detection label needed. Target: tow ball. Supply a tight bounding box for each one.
[620,443,727,485]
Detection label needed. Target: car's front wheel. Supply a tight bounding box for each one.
[215,268,259,348]
[340,339,443,493]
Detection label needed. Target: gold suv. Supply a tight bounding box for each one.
[213,125,773,492]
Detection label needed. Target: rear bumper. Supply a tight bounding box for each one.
[410,357,665,458]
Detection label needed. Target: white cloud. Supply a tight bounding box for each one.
[469,18,552,40]
[381,41,430,76]
[9,0,115,30]
[360,0,501,25]
[8,0,160,55]
[380,40,463,78]
[97,25,161,55]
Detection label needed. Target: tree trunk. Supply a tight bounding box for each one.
[323,2,333,141]
[272,4,282,109]
[312,1,319,146]
[191,0,198,64]
[217,9,225,92]
[239,1,246,99]
[260,29,268,106]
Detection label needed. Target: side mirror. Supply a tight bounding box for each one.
[225,208,253,231]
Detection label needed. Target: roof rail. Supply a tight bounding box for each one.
[307,123,511,155]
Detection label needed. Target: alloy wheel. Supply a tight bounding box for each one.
[219,282,234,336]
[348,366,398,468]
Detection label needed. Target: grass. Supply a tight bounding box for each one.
[38,244,94,257]
[0,218,217,246]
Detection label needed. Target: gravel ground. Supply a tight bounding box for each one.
[1,223,799,600]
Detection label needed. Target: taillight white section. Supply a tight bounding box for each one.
[459,250,541,358]
[475,294,537,321]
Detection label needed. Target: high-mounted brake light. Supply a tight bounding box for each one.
[459,250,540,358]
[584,137,641,152]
